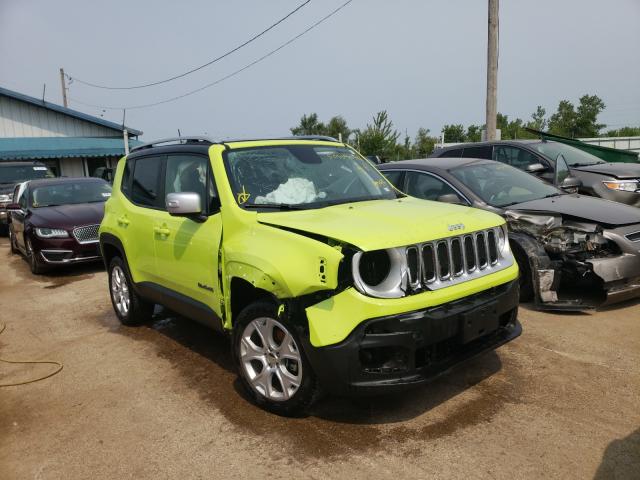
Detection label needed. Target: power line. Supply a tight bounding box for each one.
[67,0,311,90]
[69,0,354,111]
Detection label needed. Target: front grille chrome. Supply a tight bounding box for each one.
[403,227,512,292]
[73,224,100,244]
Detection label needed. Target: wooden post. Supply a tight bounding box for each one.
[59,68,68,107]
[485,0,499,141]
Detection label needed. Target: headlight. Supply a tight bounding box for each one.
[35,227,69,239]
[0,194,11,203]
[602,180,639,192]
[352,248,408,298]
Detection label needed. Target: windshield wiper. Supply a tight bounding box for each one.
[243,203,310,211]
[570,162,606,167]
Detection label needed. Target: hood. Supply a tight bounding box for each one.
[257,197,504,251]
[29,202,105,229]
[510,194,640,228]
[573,162,640,179]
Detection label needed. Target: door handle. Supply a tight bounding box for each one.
[117,215,130,226]
[154,224,171,236]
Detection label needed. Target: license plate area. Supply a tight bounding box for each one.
[460,302,499,344]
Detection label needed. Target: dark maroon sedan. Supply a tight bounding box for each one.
[8,177,111,274]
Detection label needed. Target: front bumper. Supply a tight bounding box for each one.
[303,280,521,396]
[31,235,102,266]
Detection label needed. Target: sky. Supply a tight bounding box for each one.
[1,0,639,140]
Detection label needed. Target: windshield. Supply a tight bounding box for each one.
[30,181,112,208]
[224,145,398,209]
[0,165,54,184]
[533,142,605,167]
[450,162,563,207]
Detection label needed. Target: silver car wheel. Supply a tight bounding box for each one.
[111,265,130,317]
[240,317,303,402]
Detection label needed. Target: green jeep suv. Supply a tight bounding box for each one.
[99,136,521,415]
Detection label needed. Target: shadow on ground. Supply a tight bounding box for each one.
[107,307,522,459]
[594,428,640,480]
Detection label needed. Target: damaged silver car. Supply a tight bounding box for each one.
[379,158,640,310]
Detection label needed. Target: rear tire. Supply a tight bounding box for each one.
[108,256,153,326]
[232,301,320,417]
[512,242,534,302]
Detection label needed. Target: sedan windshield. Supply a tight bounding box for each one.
[224,145,398,209]
[450,162,563,208]
[31,181,112,208]
[533,142,605,167]
[0,165,54,184]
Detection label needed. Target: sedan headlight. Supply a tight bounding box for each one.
[352,248,408,298]
[603,180,639,192]
[35,227,69,239]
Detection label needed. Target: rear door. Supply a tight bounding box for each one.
[153,153,224,323]
[11,183,27,250]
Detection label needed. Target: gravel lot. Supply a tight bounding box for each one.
[1,236,639,479]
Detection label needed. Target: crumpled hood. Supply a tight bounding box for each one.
[257,197,504,251]
[510,194,640,228]
[573,162,640,179]
[30,202,105,229]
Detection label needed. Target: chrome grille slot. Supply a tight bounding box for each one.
[422,244,436,284]
[451,238,464,276]
[463,235,476,272]
[487,230,498,264]
[436,241,450,280]
[476,232,488,269]
[406,246,420,288]
[73,224,100,244]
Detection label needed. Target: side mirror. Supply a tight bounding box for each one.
[166,192,204,220]
[6,203,21,212]
[560,176,582,193]
[437,193,465,205]
[526,163,547,174]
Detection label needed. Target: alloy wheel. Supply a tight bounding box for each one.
[239,317,303,402]
[111,265,130,317]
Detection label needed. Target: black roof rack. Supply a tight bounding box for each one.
[221,135,340,143]
[130,136,216,152]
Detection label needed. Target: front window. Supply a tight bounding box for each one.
[30,181,112,208]
[533,142,605,167]
[224,145,398,210]
[0,165,54,184]
[450,162,562,208]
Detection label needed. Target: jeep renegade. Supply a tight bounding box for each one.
[99,136,521,415]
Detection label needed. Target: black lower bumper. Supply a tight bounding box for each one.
[303,280,521,396]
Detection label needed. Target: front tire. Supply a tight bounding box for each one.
[26,237,47,274]
[108,256,153,326]
[233,301,320,416]
[9,227,18,254]
[512,242,534,302]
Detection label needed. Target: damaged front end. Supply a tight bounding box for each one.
[506,210,640,310]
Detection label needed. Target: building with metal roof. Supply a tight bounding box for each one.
[0,86,142,177]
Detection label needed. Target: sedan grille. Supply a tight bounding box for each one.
[73,224,100,244]
[406,228,509,292]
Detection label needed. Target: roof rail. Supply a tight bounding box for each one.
[130,136,216,152]
[288,135,338,142]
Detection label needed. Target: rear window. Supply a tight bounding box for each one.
[438,148,463,158]
[131,157,161,207]
[0,165,54,183]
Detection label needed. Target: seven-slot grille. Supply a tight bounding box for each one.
[406,228,504,291]
[73,224,100,244]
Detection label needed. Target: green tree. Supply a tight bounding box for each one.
[354,111,400,160]
[442,124,465,143]
[605,126,640,137]
[526,105,547,131]
[548,95,606,137]
[414,127,437,157]
[465,125,482,142]
[290,113,326,136]
[325,116,351,142]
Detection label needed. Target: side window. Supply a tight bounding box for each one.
[493,146,539,170]
[131,156,162,208]
[439,148,463,158]
[405,172,466,203]
[121,158,132,196]
[381,170,404,189]
[165,154,218,214]
[555,155,570,184]
[462,146,492,159]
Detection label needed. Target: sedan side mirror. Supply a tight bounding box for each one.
[525,163,547,174]
[166,192,205,221]
[559,176,582,193]
[437,193,466,205]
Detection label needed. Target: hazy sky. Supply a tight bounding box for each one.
[1,0,639,140]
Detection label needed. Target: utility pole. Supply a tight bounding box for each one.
[485,0,499,141]
[59,67,68,107]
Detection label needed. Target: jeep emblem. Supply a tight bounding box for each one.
[448,223,465,231]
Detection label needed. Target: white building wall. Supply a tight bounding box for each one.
[0,96,119,138]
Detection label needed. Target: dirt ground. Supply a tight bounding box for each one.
[1,237,639,480]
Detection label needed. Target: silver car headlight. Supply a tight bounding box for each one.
[35,227,69,239]
[498,224,511,256]
[352,248,409,298]
[602,180,639,192]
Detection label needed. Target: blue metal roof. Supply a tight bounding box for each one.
[0,86,143,136]
[0,137,143,160]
